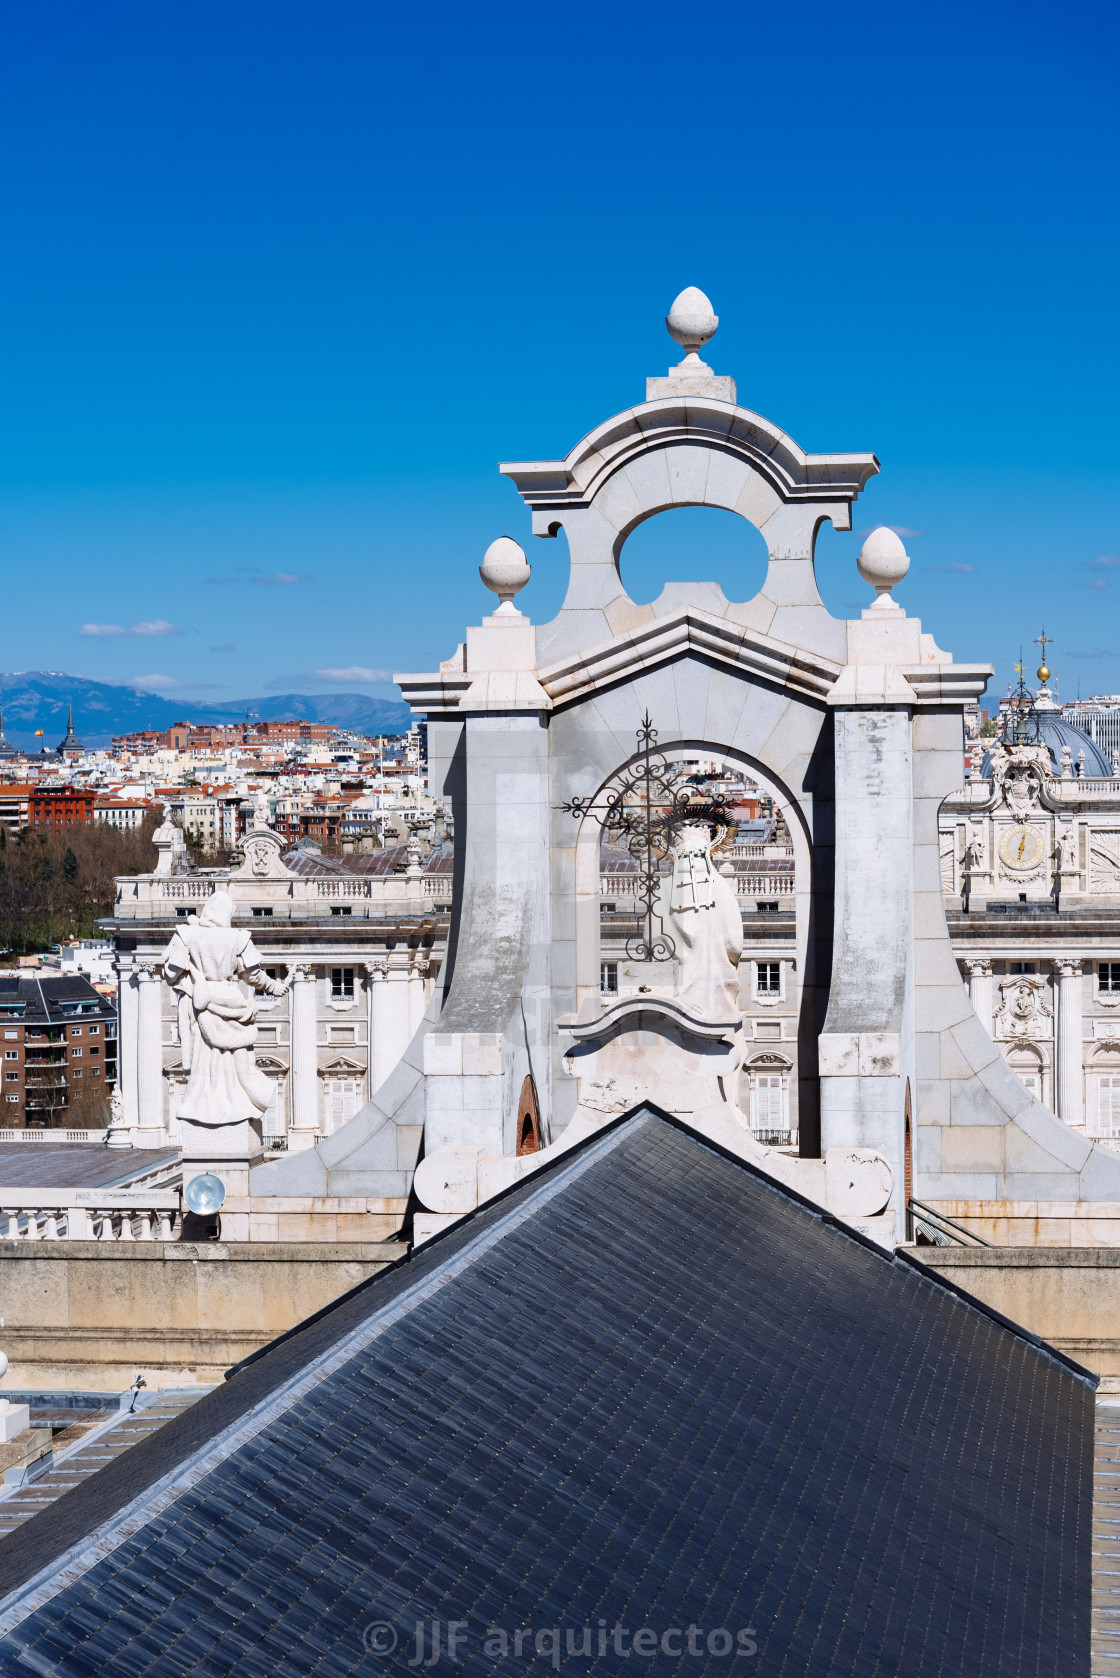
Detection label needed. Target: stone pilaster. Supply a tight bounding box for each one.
[287,964,319,1151]
[134,964,166,1148]
[965,959,993,1038]
[114,960,138,1131]
[1054,958,1084,1129]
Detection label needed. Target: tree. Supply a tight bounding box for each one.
[62,846,79,884]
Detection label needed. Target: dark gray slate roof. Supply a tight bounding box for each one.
[0,1109,1095,1676]
[0,1144,177,1190]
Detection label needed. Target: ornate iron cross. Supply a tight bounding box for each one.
[560,713,731,962]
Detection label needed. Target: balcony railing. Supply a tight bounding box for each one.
[0,1192,181,1241]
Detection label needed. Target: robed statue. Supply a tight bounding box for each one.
[162,890,289,1127]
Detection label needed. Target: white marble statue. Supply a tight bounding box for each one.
[162,891,290,1127]
[152,808,187,876]
[662,822,743,1018]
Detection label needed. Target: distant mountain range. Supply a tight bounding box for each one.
[0,673,412,748]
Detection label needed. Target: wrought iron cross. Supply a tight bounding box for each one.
[559,714,731,962]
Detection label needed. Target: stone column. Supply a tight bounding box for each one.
[369,954,413,1098]
[1054,959,1084,1129]
[365,961,386,1100]
[408,954,429,1036]
[965,960,993,1038]
[114,960,139,1131]
[134,964,166,1148]
[287,964,319,1152]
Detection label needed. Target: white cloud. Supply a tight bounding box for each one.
[80,619,182,638]
[129,674,181,691]
[920,562,977,574]
[313,666,394,684]
[251,572,311,587]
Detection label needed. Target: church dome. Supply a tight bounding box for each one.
[981,692,1113,779]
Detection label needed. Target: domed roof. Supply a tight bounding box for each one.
[981,692,1113,779]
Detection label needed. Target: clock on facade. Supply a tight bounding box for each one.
[997,824,1046,873]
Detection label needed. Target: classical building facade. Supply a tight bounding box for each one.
[943,672,1120,1150]
[105,828,447,1150]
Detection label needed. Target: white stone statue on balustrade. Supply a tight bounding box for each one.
[152,808,188,876]
[660,822,744,1019]
[162,890,290,1128]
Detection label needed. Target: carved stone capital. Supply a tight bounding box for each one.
[291,964,315,985]
[364,960,387,981]
[1053,958,1083,979]
[965,959,992,978]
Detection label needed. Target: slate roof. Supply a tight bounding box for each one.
[0,974,116,1024]
[0,1144,178,1190]
[0,1108,1095,1676]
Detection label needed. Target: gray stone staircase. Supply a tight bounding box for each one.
[0,1387,211,1538]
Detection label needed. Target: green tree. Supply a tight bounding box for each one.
[62,846,79,884]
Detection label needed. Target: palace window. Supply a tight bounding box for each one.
[756,901,779,914]
[1098,1076,1120,1137]
[330,967,355,1002]
[756,961,781,998]
[1010,962,1036,975]
[600,962,618,995]
[749,1072,789,1143]
[1100,964,1120,994]
[330,906,352,917]
[252,907,273,918]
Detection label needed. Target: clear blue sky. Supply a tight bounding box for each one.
[0,0,1117,709]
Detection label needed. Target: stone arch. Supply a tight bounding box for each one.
[567,732,821,1150]
[516,1075,541,1155]
[617,504,770,611]
[502,398,877,663]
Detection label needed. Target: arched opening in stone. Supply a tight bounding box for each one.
[516,1074,541,1155]
[588,744,809,1151]
[617,505,769,607]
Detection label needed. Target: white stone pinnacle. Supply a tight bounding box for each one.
[666,286,719,365]
[479,536,531,617]
[857,526,910,613]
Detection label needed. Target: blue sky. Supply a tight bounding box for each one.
[0,0,1117,708]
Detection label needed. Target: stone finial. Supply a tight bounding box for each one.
[857,527,910,613]
[479,537,531,617]
[666,287,718,361]
[647,287,736,404]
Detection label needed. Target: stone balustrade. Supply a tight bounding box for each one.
[0,1192,180,1242]
[0,1129,108,1145]
[603,873,795,898]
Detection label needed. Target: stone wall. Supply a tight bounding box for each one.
[921,1245,1120,1374]
[0,1239,405,1390]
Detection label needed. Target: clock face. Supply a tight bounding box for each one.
[998,824,1046,872]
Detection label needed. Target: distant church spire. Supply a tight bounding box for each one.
[0,706,17,761]
[55,699,83,757]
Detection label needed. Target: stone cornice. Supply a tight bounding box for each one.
[399,611,993,717]
[499,398,880,515]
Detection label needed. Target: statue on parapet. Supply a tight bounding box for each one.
[162,890,289,1128]
[661,821,743,1018]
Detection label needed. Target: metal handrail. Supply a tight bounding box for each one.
[906,1197,994,1247]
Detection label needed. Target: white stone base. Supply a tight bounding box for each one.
[0,1401,31,1442]
[180,1116,263,1200]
